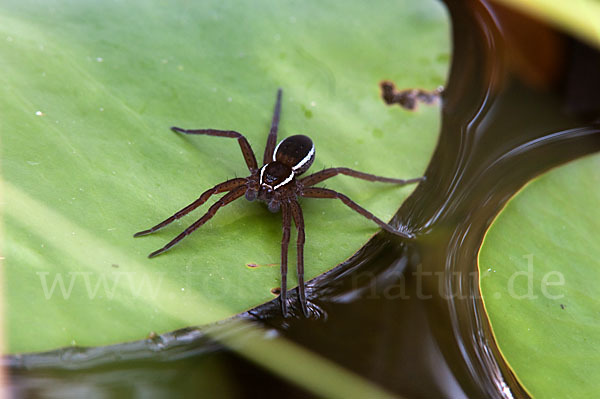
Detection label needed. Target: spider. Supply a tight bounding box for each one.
[134,89,423,317]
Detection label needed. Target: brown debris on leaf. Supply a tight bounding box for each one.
[380,80,443,110]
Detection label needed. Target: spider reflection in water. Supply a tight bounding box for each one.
[134,89,423,317]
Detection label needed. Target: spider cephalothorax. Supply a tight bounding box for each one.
[134,89,423,317]
[252,134,314,212]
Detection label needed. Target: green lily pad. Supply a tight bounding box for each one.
[479,153,600,398]
[1,0,449,354]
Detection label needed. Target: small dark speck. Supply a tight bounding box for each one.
[112,264,119,268]
[247,263,258,268]
[560,304,565,310]
[271,287,281,295]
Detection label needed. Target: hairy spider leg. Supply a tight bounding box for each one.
[171,127,258,172]
[301,187,414,239]
[280,201,292,317]
[263,88,283,165]
[134,178,247,237]
[147,185,247,258]
[290,199,309,317]
[300,167,425,187]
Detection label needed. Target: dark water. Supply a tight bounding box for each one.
[6,0,600,398]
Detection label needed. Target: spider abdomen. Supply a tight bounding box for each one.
[273,135,315,175]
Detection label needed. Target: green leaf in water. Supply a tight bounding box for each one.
[479,153,600,398]
[1,0,449,353]
[491,0,600,49]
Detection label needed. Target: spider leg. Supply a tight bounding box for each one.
[290,199,309,317]
[134,178,247,237]
[262,88,282,165]
[300,167,424,187]
[280,201,292,317]
[171,127,258,172]
[301,187,414,239]
[147,185,246,258]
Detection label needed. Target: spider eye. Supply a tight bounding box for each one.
[245,189,257,202]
